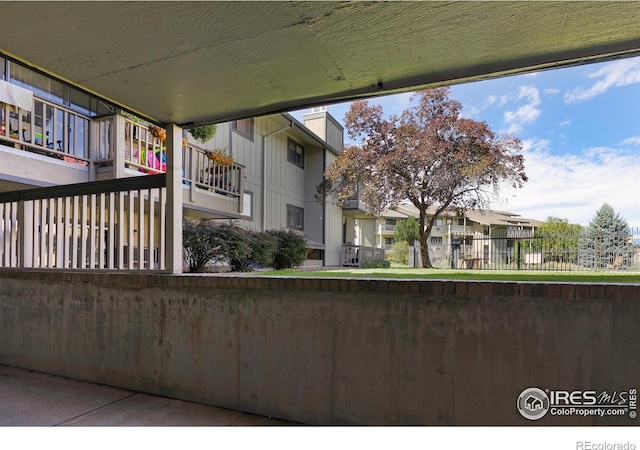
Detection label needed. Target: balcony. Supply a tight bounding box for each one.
[94,114,245,217]
[342,194,370,219]
[0,98,91,188]
[379,223,396,234]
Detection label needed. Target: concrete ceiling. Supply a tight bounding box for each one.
[1,1,639,126]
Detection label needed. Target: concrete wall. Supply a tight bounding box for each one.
[0,270,638,425]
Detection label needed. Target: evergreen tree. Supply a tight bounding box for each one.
[395,218,420,245]
[579,204,632,269]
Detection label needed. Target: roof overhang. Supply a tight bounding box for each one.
[1,2,639,125]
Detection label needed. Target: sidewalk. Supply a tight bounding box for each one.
[0,364,295,426]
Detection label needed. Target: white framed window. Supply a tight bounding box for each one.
[232,118,254,140]
[286,204,304,230]
[287,137,304,168]
[240,191,253,220]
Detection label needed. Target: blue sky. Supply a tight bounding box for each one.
[291,56,640,227]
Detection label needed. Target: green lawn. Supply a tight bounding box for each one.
[256,267,640,283]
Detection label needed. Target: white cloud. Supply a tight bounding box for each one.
[503,85,542,134]
[620,136,640,146]
[493,139,640,226]
[559,119,571,127]
[544,88,560,96]
[564,57,640,104]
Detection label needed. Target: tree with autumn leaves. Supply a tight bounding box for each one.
[323,88,528,268]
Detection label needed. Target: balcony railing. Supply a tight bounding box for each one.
[0,174,167,271]
[182,144,244,200]
[95,114,244,203]
[0,97,90,165]
[380,224,396,233]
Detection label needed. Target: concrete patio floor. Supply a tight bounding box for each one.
[0,365,296,426]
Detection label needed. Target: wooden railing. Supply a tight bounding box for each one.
[182,143,244,201]
[95,115,244,205]
[0,174,167,271]
[0,97,90,165]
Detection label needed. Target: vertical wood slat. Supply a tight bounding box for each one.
[138,189,145,269]
[81,195,88,269]
[30,200,38,267]
[39,199,47,267]
[9,202,16,267]
[148,188,155,270]
[47,199,55,268]
[64,197,71,268]
[118,192,125,269]
[108,192,115,269]
[3,203,9,266]
[3,203,9,267]
[90,194,97,269]
[128,192,134,269]
[4,202,10,266]
[71,196,79,268]
[56,198,63,268]
[159,188,166,271]
[1,203,7,266]
[98,193,106,270]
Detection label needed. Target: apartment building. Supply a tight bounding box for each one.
[346,202,543,267]
[0,55,344,269]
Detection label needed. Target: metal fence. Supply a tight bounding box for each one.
[422,228,640,271]
[342,244,386,267]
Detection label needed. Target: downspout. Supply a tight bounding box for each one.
[322,148,326,266]
[261,120,293,231]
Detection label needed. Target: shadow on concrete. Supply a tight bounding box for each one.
[0,365,297,426]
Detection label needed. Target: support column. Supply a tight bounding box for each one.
[112,114,127,179]
[165,123,183,273]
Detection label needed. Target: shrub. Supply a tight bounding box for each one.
[386,240,410,265]
[362,259,390,269]
[230,229,277,272]
[215,223,252,270]
[182,220,236,272]
[267,229,308,270]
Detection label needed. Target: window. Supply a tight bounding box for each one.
[287,137,304,168]
[232,118,254,140]
[307,249,323,260]
[458,218,466,226]
[286,204,304,230]
[10,63,64,105]
[435,218,443,226]
[240,191,253,220]
[430,236,443,244]
[385,219,396,225]
[385,237,395,246]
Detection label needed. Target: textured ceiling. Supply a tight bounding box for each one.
[1,1,639,126]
